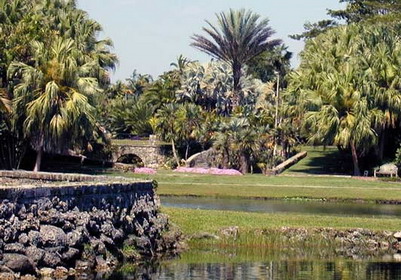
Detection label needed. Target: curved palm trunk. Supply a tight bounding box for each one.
[171,139,180,167]
[350,142,361,176]
[185,141,190,160]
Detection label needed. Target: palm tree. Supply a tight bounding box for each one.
[288,24,383,176]
[152,103,182,166]
[191,9,281,108]
[170,55,193,74]
[9,37,102,171]
[0,90,10,113]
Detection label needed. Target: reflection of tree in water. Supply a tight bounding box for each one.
[105,260,401,280]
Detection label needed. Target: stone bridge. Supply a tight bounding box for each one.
[111,138,169,168]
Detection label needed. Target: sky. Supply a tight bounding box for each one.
[77,0,345,82]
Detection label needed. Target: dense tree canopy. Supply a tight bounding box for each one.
[289,23,401,175]
[292,0,401,40]
[0,0,116,170]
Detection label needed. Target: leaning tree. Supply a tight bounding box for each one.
[191,9,281,109]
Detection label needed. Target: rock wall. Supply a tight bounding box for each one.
[0,171,181,279]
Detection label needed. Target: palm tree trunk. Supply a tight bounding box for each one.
[232,61,242,109]
[171,139,180,167]
[223,148,230,169]
[239,152,249,174]
[378,129,386,162]
[185,141,190,160]
[34,135,44,172]
[350,142,360,176]
[33,147,43,172]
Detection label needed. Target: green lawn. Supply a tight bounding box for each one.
[114,169,401,202]
[285,146,352,175]
[163,207,401,234]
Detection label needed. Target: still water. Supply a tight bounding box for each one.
[109,197,401,279]
[110,249,401,280]
[161,196,401,218]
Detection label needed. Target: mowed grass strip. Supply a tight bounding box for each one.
[117,170,401,202]
[163,207,401,234]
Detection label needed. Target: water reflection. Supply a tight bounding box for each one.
[109,260,401,280]
[161,196,401,218]
[109,247,401,280]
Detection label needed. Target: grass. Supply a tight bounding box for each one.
[111,169,401,203]
[163,207,401,234]
[285,146,352,175]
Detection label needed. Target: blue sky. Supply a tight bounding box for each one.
[77,0,345,81]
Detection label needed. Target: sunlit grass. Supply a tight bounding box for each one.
[108,169,401,202]
[163,207,401,234]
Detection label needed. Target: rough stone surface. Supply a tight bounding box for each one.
[393,232,401,240]
[0,173,183,277]
[185,149,217,168]
[3,254,35,275]
[111,143,168,168]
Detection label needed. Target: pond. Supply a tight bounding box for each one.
[161,195,401,218]
[108,196,401,279]
[110,248,401,280]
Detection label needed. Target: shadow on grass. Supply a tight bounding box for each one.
[286,147,353,175]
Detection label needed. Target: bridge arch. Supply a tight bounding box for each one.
[111,143,167,168]
[116,153,144,167]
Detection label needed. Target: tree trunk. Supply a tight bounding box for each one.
[223,148,230,169]
[350,142,360,176]
[171,139,180,167]
[378,129,386,162]
[33,147,43,172]
[185,142,190,160]
[232,61,242,109]
[239,152,249,174]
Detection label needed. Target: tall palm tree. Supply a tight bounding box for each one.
[289,24,385,176]
[191,9,281,108]
[9,37,101,171]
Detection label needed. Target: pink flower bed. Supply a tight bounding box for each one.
[174,167,242,176]
[134,167,157,174]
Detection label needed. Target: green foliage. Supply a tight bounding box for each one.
[191,9,281,107]
[293,0,401,40]
[288,23,401,175]
[394,145,401,167]
[100,96,153,138]
[247,44,292,83]
[0,0,117,170]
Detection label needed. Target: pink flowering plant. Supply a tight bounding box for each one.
[134,167,157,174]
[174,167,242,176]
